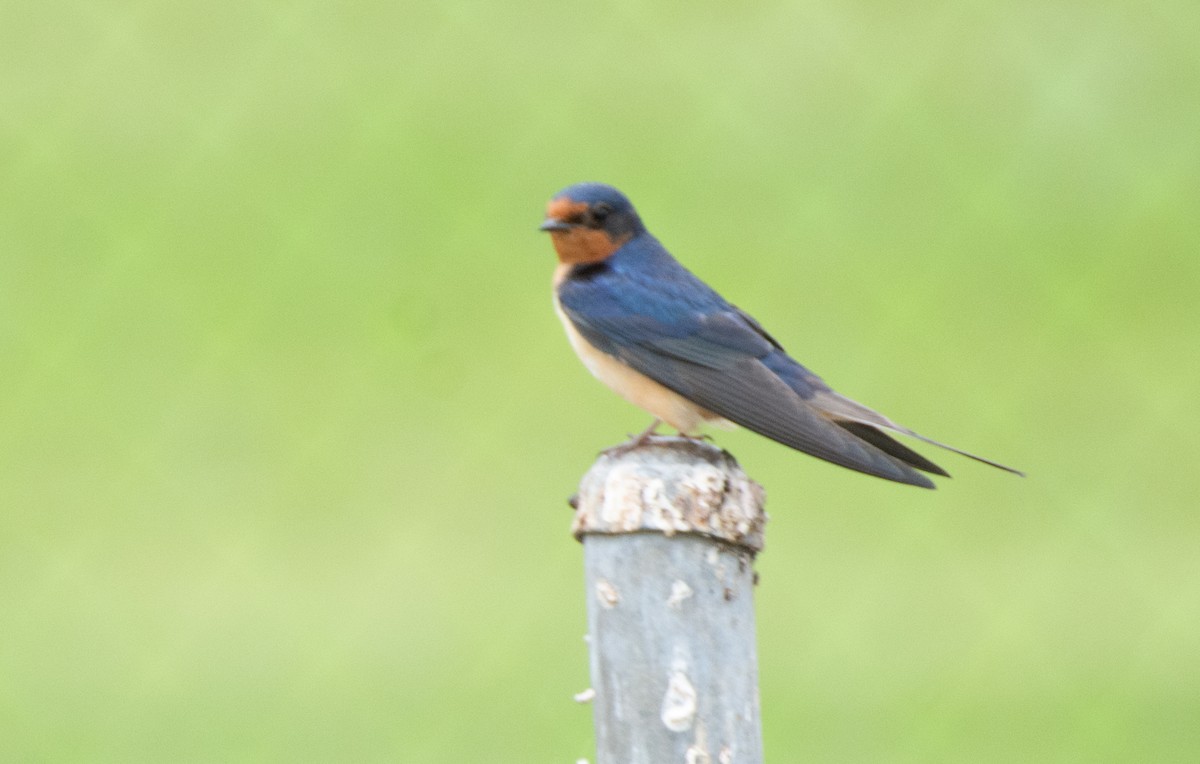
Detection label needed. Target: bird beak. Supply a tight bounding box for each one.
[539,217,571,232]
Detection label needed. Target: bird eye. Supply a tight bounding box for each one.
[591,202,613,224]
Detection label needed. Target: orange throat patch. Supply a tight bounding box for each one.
[544,197,629,264]
[550,228,627,264]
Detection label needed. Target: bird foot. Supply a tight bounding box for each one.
[600,420,663,457]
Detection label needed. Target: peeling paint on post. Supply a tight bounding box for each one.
[574,437,767,764]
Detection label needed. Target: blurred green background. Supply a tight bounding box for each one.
[2,0,1198,761]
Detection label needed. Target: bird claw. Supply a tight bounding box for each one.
[599,441,641,458]
[600,419,663,457]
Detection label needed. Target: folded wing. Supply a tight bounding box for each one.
[559,272,943,487]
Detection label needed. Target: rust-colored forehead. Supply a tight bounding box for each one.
[546,198,589,220]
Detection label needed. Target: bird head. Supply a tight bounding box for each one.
[539,183,644,264]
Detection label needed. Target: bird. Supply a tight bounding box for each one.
[540,182,1023,488]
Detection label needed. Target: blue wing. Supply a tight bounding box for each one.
[557,247,944,487]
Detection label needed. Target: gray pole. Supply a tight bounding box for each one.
[572,436,767,764]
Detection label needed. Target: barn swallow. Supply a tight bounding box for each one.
[540,182,1023,488]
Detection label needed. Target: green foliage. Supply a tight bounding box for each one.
[2,1,1197,760]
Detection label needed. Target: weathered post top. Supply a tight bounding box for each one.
[573,436,768,764]
[572,436,767,552]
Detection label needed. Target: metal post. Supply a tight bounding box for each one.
[572,437,767,764]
